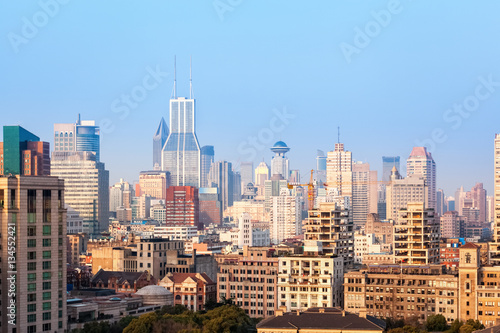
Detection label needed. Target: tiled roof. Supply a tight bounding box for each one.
[460,242,480,249]
[91,269,144,285]
[161,272,214,284]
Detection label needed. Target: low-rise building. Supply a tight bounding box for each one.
[159,273,216,311]
[90,270,157,293]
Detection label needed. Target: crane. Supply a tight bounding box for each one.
[287,169,318,211]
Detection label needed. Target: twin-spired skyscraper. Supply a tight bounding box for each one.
[161,58,201,187]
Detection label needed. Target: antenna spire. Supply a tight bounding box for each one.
[171,55,177,99]
[189,55,193,99]
[337,126,340,143]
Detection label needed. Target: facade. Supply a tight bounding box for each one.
[165,186,200,229]
[159,272,216,311]
[162,95,201,187]
[109,178,133,213]
[217,247,279,317]
[0,126,50,176]
[208,161,234,213]
[67,233,88,267]
[264,174,288,212]
[406,147,436,210]
[51,151,109,234]
[394,202,440,265]
[200,145,215,188]
[237,212,270,248]
[304,201,354,267]
[277,255,344,311]
[91,269,157,293]
[66,205,84,234]
[198,187,222,226]
[326,143,353,201]
[0,176,67,333]
[138,171,169,201]
[54,115,100,161]
[153,225,198,240]
[270,141,290,180]
[440,211,463,238]
[153,117,169,170]
[255,161,270,190]
[382,156,400,182]
[270,189,301,244]
[344,264,459,324]
[386,167,426,222]
[365,213,393,244]
[352,162,378,228]
[240,161,254,191]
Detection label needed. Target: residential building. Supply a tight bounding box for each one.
[394,202,440,265]
[352,162,378,228]
[365,213,393,245]
[255,161,270,196]
[217,247,279,317]
[264,174,288,212]
[208,160,234,213]
[153,117,169,170]
[326,143,352,202]
[406,147,436,210]
[304,201,354,267]
[91,269,157,293]
[138,171,169,201]
[199,187,222,226]
[0,175,67,332]
[66,205,84,234]
[67,233,88,267]
[270,188,301,244]
[159,272,216,311]
[277,255,344,311]
[440,211,464,239]
[153,225,198,240]
[386,166,426,222]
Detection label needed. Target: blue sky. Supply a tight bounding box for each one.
[1,0,499,197]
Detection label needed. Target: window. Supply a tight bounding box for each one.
[27,226,36,236]
[28,251,36,260]
[43,272,51,280]
[43,282,51,290]
[42,239,51,247]
[28,239,36,247]
[42,261,51,270]
[28,304,36,312]
[28,283,36,292]
[43,251,51,259]
[43,292,51,300]
[43,323,51,331]
[28,314,36,323]
[28,262,36,271]
[43,225,51,235]
[28,273,36,282]
[43,302,51,310]
[28,294,36,302]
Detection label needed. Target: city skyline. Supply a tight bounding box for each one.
[2,1,500,196]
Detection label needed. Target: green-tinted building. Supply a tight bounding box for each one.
[0,126,50,176]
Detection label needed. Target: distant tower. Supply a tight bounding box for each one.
[201,145,215,188]
[270,141,290,179]
[255,161,270,186]
[382,156,400,182]
[162,58,201,187]
[54,114,100,161]
[153,117,169,170]
[406,147,436,210]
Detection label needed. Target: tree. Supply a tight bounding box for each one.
[123,312,159,333]
[426,314,448,332]
[388,326,427,333]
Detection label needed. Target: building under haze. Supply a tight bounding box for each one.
[240,161,254,190]
[208,161,234,213]
[406,147,436,210]
[490,134,500,264]
[270,141,290,180]
[352,162,377,228]
[326,143,353,201]
[162,61,201,187]
[153,117,169,170]
[382,156,400,182]
[54,114,100,161]
[0,125,50,176]
[201,145,215,188]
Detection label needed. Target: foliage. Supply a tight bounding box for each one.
[122,304,255,333]
[386,317,406,330]
[425,314,448,332]
[388,326,427,333]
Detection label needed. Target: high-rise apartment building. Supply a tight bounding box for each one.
[198,187,222,227]
[436,188,446,216]
[255,161,270,187]
[440,211,464,239]
[406,147,436,210]
[109,178,133,212]
[326,143,352,201]
[394,202,440,265]
[200,145,215,188]
[270,141,290,179]
[382,156,400,182]
[491,134,500,264]
[0,175,67,332]
[138,170,169,201]
[165,186,200,229]
[316,150,327,183]
[264,174,288,212]
[208,161,233,213]
[270,188,301,244]
[304,201,354,267]
[0,126,50,176]
[162,61,201,187]
[51,152,109,235]
[153,117,169,170]
[54,114,100,161]
[352,162,377,228]
[386,166,426,222]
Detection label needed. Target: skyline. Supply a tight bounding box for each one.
[2,1,500,196]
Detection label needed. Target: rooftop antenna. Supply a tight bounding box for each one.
[337,126,340,143]
[189,55,193,99]
[171,56,177,99]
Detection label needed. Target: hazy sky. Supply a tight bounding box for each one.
[1,1,499,197]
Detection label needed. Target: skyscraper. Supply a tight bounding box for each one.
[386,166,426,222]
[0,126,50,176]
[255,161,270,186]
[200,145,215,188]
[153,117,169,170]
[162,59,201,187]
[270,188,301,244]
[240,161,254,188]
[326,143,353,200]
[165,186,200,229]
[208,161,234,213]
[382,156,400,182]
[316,150,327,183]
[270,141,290,179]
[406,147,436,210]
[54,114,100,161]
[51,152,109,235]
[491,134,500,264]
[351,162,377,228]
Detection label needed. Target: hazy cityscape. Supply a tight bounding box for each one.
[2,1,500,333]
